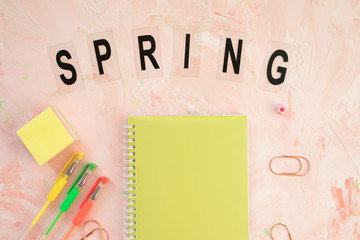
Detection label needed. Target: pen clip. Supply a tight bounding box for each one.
[80,177,109,208]
[68,163,97,194]
[55,153,84,183]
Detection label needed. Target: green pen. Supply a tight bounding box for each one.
[42,163,97,239]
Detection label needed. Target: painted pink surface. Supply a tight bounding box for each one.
[1,0,360,239]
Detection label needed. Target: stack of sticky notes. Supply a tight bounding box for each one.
[17,107,79,166]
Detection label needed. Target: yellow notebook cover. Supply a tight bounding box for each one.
[17,107,78,166]
[125,116,248,240]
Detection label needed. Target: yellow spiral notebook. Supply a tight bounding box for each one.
[124,116,248,240]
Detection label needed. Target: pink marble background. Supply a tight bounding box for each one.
[1,0,360,239]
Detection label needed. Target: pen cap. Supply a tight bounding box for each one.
[72,201,93,226]
[55,153,85,183]
[60,188,80,212]
[47,177,68,201]
[47,153,84,201]
[67,163,97,194]
[72,177,109,226]
[60,164,97,213]
[80,177,109,208]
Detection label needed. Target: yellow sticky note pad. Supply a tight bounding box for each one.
[17,107,79,166]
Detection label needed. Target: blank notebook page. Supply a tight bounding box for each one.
[127,116,248,240]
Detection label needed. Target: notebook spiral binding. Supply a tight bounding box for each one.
[123,124,136,240]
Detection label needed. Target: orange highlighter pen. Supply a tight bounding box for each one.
[63,177,109,240]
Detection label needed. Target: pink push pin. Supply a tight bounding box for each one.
[276,104,286,114]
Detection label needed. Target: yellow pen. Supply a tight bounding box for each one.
[20,153,84,240]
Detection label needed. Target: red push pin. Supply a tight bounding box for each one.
[276,104,286,114]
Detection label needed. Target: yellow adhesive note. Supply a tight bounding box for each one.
[17,107,77,166]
